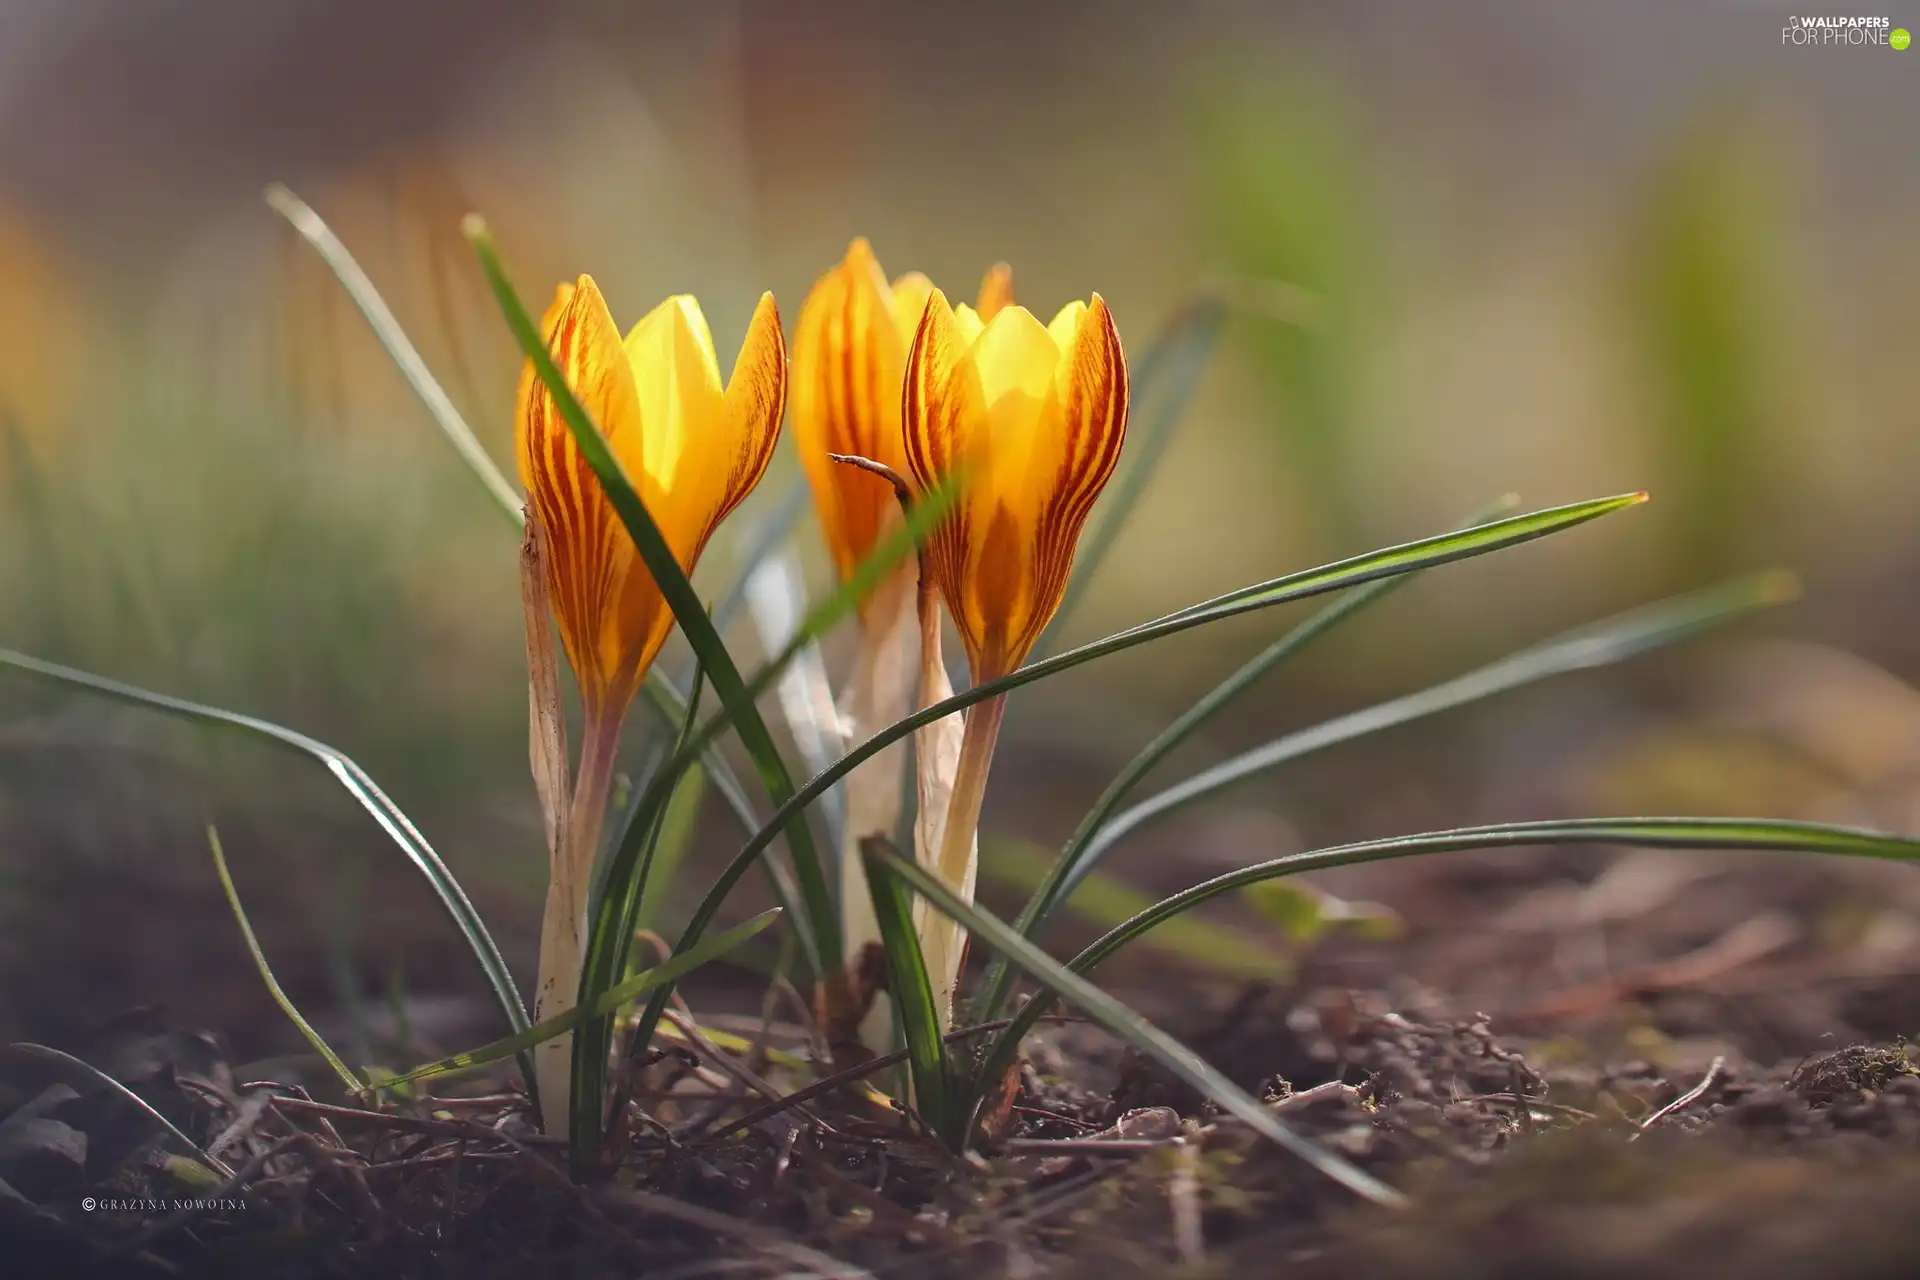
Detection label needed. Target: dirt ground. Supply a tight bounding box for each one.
[7,630,1920,1277]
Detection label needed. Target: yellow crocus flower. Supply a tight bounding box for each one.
[903,288,1128,683]
[790,240,1020,1051]
[517,276,786,721]
[792,238,1012,598]
[900,286,1128,1028]
[515,274,785,1134]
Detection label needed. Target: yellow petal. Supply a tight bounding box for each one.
[622,294,726,506]
[904,294,1128,681]
[515,276,647,711]
[794,241,911,587]
[976,262,1014,321]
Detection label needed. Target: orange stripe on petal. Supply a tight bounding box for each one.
[515,276,643,711]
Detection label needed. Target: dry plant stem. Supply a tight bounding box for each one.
[534,708,622,1139]
[923,691,1005,1030]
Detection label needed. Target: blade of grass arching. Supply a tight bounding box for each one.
[207,826,365,1095]
[373,908,782,1090]
[1048,570,1799,914]
[861,837,954,1144]
[860,841,1403,1205]
[469,219,842,962]
[5,1044,233,1179]
[0,648,532,1060]
[264,185,522,524]
[976,495,1523,1022]
[1036,299,1226,658]
[979,816,1920,1094]
[272,186,733,875]
[624,492,1648,1080]
[586,487,959,1111]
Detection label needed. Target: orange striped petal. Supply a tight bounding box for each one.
[903,294,1127,681]
[794,240,912,590]
[515,275,647,712]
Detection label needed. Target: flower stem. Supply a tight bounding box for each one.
[533,707,622,1138]
[922,691,1006,1030]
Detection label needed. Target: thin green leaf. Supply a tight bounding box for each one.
[634,493,1648,1065]
[1051,570,1798,911]
[981,816,1920,1090]
[377,908,781,1089]
[264,185,522,523]
[1037,300,1226,656]
[207,826,365,1094]
[862,836,954,1143]
[976,494,1524,1021]
[270,185,745,913]
[859,842,1403,1206]
[600,480,961,1116]
[0,647,532,1063]
[5,1044,233,1179]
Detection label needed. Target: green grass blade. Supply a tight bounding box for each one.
[468,219,842,958]
[624,492,1646,1080]
[1036,300,1226,656]
[1054,570,1798,911]
[0,647,532,1057]
[207,826,365,1094]
[270,185,738,898]
[596,482,961,1104]
[5,1044,233,1179]
[375,908,781,1089]
[975,495,1524,1022]
[264,185,522,524]
[862,837,954,1143]
[979,816,1920,1091]
[859,842,1404,1205]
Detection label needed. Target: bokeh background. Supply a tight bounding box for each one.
[1,0,1916,1066]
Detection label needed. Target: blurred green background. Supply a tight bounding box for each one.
[1,1,1915,1057]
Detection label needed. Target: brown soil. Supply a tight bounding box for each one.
[12,833,1920,1280]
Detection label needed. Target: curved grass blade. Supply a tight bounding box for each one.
[1049,570,1798,914]
[270,185,747,876]
[859,841,1404,1205]
[264,184,522,523]
[627,493,1647,1078]
[980,816,1920,1093]
[376,908,781,1090]
[468,218,842,960]
[5,1044,234,1179]
[1037,299,1227,656]
[862,836,953,1143]
[0,648,531,1056]
[976,495,1522,1022]
[207,826,365,1095]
